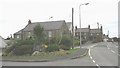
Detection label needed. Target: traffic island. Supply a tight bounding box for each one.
[2,48,88,62]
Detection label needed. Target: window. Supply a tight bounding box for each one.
[97,33,99,35]
[28,32,31,37]
[48,31,52,37]
[17,35,20,38]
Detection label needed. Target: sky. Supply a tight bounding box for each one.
[0,0,119,39]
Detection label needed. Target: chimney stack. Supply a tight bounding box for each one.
[28,19,31,24]
[100,24,102,30]
[75,26,77,30]
[97,22,99,29]
[88,25,90,29]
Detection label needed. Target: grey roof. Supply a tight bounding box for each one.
[76,28,102,33]
[90,29,101,33]
[14,29,23,34]
[76,28,89,32]
[23,20,65,31]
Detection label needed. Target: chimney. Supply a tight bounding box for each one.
[97,22,99,29]
[100,24,102,30]
[75,26,77,30]
[28,19,31,24]
[88,25,90,29]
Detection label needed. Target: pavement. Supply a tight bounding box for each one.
[2,48,88,62]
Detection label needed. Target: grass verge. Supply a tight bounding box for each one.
[2,48,79,59]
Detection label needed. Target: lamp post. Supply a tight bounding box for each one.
[79,3,89,48]
[48,16,53,46]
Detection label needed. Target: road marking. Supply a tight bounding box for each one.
[92,60,95,63]
[88,49,91,56]
[89,49,100,68]
[111,50,115,53]
[90,56,93,59]
[96,64,101,68]
[96,64,99,66]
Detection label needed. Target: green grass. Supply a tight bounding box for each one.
[2,48,79,59]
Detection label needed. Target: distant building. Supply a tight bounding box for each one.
[14,20,71,40]
[75,25,103,43]
[66,22,72,33]
[0,36,7,56]
[0,36,7,48]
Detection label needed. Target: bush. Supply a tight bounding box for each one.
[5,39,34,56]
[13,44,34,56]
[60,45,70,50]
[60,35,72,50]
[74,38,80,46]
[46,44,59,52]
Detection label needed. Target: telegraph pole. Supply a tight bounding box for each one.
[72,8,74,49]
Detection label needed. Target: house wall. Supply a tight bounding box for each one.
[14,34,22,40]
[14,21,71,40]
[75,30,103,43]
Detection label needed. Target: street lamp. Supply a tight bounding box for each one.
[79,3,89,48]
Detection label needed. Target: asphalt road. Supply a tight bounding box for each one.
[2,42,118,66]
[89,42,118,67]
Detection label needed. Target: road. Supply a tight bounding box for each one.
[2,42,118,67]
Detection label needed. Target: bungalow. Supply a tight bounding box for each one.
[14,20,71,40]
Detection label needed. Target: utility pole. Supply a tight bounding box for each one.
[72,8,74,49]
[108,30,109,37]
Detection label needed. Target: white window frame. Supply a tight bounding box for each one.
[17,35,20,38]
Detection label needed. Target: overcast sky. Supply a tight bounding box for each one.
[0,0,119,38]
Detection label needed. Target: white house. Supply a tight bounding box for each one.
[0,36,7,56]
[0,36,7,48]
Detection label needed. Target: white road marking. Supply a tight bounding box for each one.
[92,60,95,63]
[88,49,91,56]
[89,49,100,68]
[90,56,93,59]
[111,50,115,53]
[96,64,99,66]
[107,43,118,55]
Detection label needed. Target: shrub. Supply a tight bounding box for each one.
[13,44,34,56]
[46,44,59,52]
[60,45,70,50]
[4,39,34,56]
[74,38,80,46]
[60,35,72,50]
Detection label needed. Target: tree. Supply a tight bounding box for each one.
[60,35,72,50]
[33,24,45,51]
